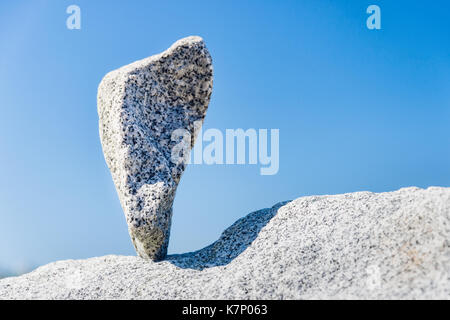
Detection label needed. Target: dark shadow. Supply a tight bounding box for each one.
[166,200,291,270]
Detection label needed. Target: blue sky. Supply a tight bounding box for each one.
[0,0,449,272]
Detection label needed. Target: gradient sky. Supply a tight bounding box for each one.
[0,0,449,272]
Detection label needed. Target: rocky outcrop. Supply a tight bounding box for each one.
[1,187,449,299]
[97,36,213,260]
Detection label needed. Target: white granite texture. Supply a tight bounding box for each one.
[1,187,449,299]
[98,36,213,260]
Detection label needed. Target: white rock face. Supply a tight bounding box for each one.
[97,36,213,260]
[1,187,449,299]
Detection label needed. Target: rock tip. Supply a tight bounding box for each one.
[170,35,206,48]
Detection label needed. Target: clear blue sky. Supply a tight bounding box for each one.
[0,0,449,273]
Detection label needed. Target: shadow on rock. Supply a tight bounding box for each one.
[166,201,291,270]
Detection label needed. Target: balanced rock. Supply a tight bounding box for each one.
[97,36,213,260]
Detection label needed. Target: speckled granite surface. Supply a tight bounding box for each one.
[97,36,213,260]
[1,187,449,299]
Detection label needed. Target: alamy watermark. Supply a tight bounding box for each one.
[366,5,381,30]
[66,5,81,30]
[366,264,381,290]
[66,5,381,31]
[171,121,279,176]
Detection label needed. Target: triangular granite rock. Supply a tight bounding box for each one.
[98,36,213,260]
